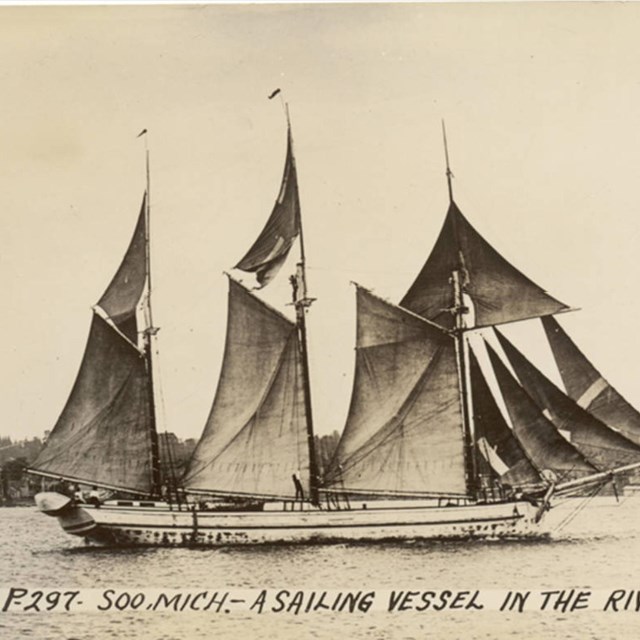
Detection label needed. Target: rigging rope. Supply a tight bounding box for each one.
[552,482,606,534]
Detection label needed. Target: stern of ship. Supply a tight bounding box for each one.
[35,492,98,539]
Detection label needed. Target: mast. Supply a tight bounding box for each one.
[442,120,454,203]
[443,122,477,497]
[141,131,162,497]
[452,271,477,497]
[286,105,320,505]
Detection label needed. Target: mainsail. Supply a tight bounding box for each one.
[235,126,300,287]
[542,316,640,446]
[401,202,569,329]
[183,278,310,499]
[495,329,640,470]
[30,195,158,494]
[326,286,467,497]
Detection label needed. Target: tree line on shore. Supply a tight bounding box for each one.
[0,431,341,504]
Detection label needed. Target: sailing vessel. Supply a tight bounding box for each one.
[30,118,640,546]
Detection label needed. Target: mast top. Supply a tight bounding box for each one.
[138,128,154,332]
[442,120,454,204]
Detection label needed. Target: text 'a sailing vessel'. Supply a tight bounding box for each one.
[30,119,640,547]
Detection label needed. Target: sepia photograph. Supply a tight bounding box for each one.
[2,2,640,638]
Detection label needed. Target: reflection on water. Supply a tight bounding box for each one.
[1,497,640,639]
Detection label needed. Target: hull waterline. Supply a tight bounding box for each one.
[35,493,547,546]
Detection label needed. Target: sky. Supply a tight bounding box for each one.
[3,3,640,441]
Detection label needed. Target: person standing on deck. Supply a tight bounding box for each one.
[292,473,304,501]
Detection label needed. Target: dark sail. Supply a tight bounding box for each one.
[495,329,640,470]
[184,279,309,499]
[97,195,148,343]
[542,316,640,446]
[235,129,300,287]
[30,195,156,494]
[30,315,154,493]
[486,342,596,481]
[468,350,541,488]
[326,287,467,496]
[401,202,569,329]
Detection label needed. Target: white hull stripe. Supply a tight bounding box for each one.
[63,522,97,533]
[87,514,523,532]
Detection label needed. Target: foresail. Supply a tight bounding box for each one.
[30,314,154,494]
[97,195,148,343]
[326,287,467,496]
[486,342,596,481]
[495,329,640,470]
[235,129,300,287]
[184,279,309,499]
[542,316,640,446]
[468,350,541,489]
[401,202,569,329]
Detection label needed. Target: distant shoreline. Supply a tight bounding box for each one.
[0,499,34,508]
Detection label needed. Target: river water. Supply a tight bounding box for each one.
[1,496,640,639]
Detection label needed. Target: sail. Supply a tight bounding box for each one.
[401,202,569,329]
[485,342,596,481]
[542,316,640,446]
[235,129,300,287]
[97,195,148,343]
[468,350,541,488]
[30,196,156,494]
[30,315,154,493]
[495,329,640,470]
[326,287,467,496]
[184,279,309,499]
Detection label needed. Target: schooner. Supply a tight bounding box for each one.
[30,116,640,546]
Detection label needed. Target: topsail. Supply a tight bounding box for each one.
[234,127,301,287]
[401,202,569,329]
[97,197,148,343]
